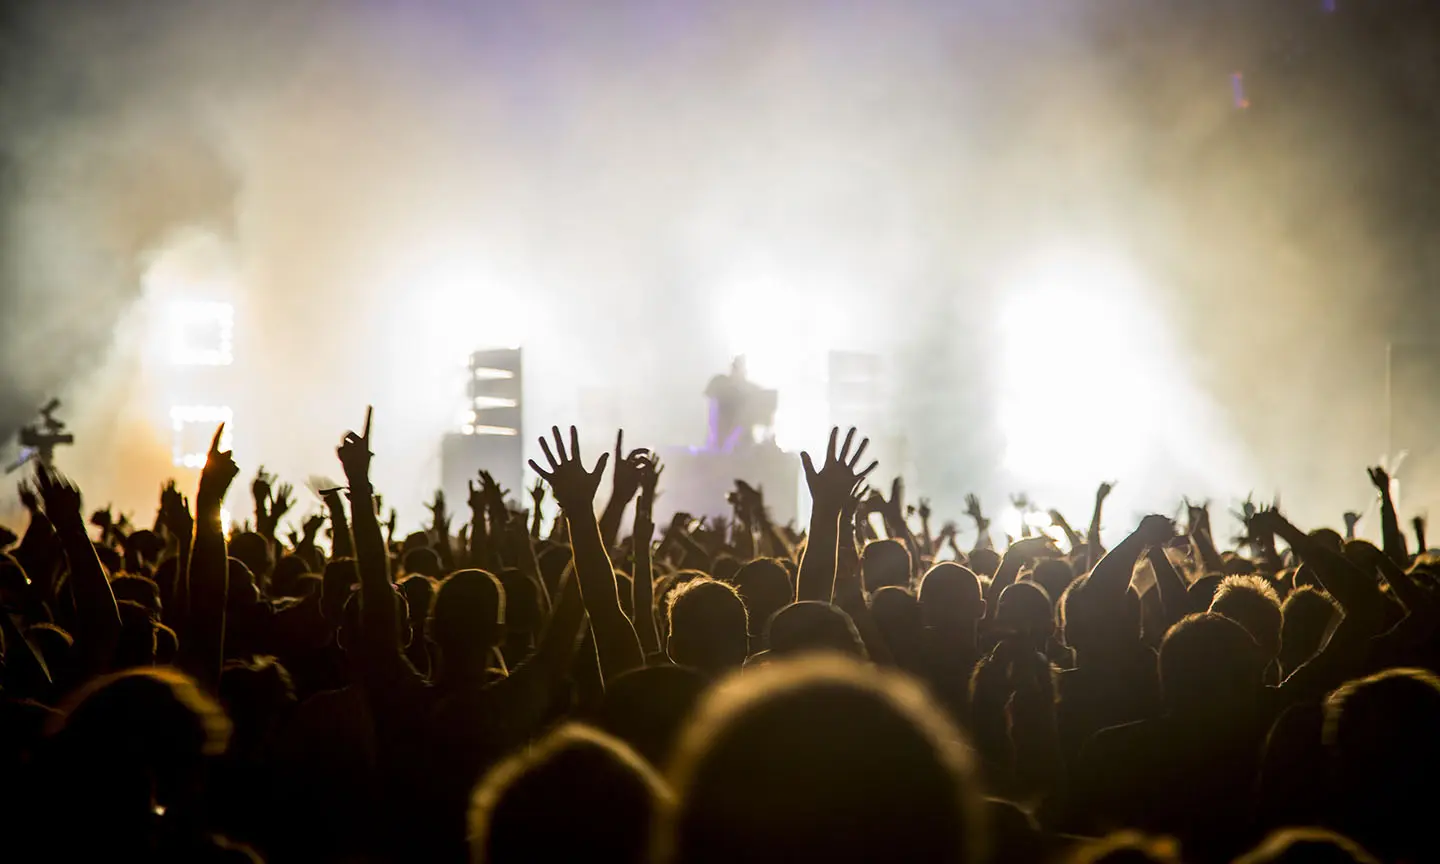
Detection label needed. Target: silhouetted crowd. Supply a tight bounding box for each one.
[1,414,1436,863]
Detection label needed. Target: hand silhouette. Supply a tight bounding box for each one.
[529,426,610,513]
[801,427,877,513]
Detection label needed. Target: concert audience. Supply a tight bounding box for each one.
[0,416,1437,863]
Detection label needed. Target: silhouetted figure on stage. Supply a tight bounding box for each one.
[704,357,776,452]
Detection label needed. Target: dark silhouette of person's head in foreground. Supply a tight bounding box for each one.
[469,723,667,864]
[657,654,984,864]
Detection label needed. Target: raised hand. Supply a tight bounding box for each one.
[610,430,649,499]
[272,483,295,520]
[252,466,275,509]
[529,477,546,510]
[336,407,373,486]
[637,455,663,519]
[964,493,990,530]
[1137,513,1178,548]
[34,464,84,532]
[918,497,932,522]
[1367,466,1391,494]
[427,489,451,537]
[301,512,325,545]
[801,427,878,513]
[198,423,240,508]
[1343,511,1363,539]
[530,426,610,513]
[160,480,193,541]
[468,477,487,517]
[1006,534,1061,560]
[1096,481,1117,503]
[1184,498,1211,536]
[17,480,39,514]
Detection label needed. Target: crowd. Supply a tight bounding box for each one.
[1,411,1437,863]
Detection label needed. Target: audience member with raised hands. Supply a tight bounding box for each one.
[795,426,877,604]
[530,425,645,682]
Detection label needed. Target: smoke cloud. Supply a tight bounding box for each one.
[0,0,1410,536]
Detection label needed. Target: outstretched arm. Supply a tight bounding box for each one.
[182,425,239,693]
[1368,467,1410,567]
[336,408,401,663]
[964,494,994,553]
[796,428,876,603]
[631,457,663,658]
[35,466,120,678]
[1146,545,1191,633]
[530,426,644,682]
[1089,515,1175,603]
[1085,482,1116,571]
[598,431,646,550]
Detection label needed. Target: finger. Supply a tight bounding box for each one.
[801,451,817,481]
[551,426,566,461]
[848,437,870,470]
[615,429,623,459]
[210,423,227,454]
[539,436,558,469]
[593,451,610,478]
[857,460,879,481]
[570,426,581,462]
[840,427,856,462]
[826,428,839,464]
[527,459,554,481]
[362,406,373,441]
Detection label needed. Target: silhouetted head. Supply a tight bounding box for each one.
[869,586,923,667]
[1030,558,1075,607]
[228,532,272,583]
[1323,668,1440,861]
[862,539,912,592]
[967,548,1001,579]
[321,558,358,626]
[1159,613,1264,720]
[1278,586,1338,676]
[339,586,411,652]
[1209,574,1282,662]
[733,558,793,639]
[667,577,749,676]
[48,667,231,823]
[218,656,296,757]
[496,568,541,638]
[1232,828,1378,864]
[658,656,984,864]
[995,581,1054,650]
[398,575,436,626]
[115,600,159,669]
[270,554,313,598]
[403,546,443,579]
[710,554,740,584]
[1066,831,1182,864]
[918,562,986,630]
[594,665,709,766]
[470,723,667,864]
[767,602,866,660]
[111,574,162,618]
[226,557,259,607]
[1185,573,1223,610]
[1309,528,1344,555]
[122,529,166,572]
[430,569,505,665]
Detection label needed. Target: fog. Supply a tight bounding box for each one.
[0,0,1409,538]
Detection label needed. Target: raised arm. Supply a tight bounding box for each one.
[1146,544,1191,633]
[964,494,994,553]
[1368,466,1410,567]
[35,466,120,677]
[182,425,239,693]
[631,457,663,658]
[1085,482,1115,571]
[984,535,1060,616]
[1253,509,1382,625]
[1412,516,1427,555]
[528,479,546,540]
[1186,500,1225,575]
[530,426,644,682]
[158,481,194,632]
[874,477,922,576]
[598,430,646,550]
[1048,508,1083,555]
[796,427,876,603]
[336,408,400,661]
[1088,514,1174,603]
[426,490,455,572]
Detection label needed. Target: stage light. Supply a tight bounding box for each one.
[170,405,233,467]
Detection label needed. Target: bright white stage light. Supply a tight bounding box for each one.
[170,405,233,468]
